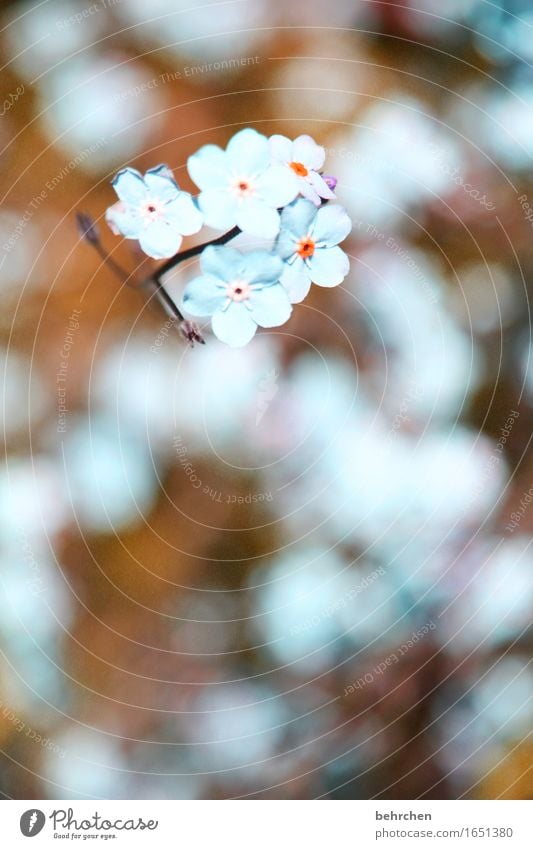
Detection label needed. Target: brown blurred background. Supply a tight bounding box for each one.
[0,0,532,800]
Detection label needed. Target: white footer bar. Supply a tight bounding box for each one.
[1,800,532,848]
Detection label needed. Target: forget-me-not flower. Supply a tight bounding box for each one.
[187,128,299,239]
[106,164,203,259]
[181,245,291,347]
[269,133,336,206]
[276,198,352,303]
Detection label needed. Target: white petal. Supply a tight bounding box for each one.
[226,128,270,174]
[182,274,227,316]
[137,221,183,259]
[249,283,292,327]
[112,168,148,204]
[280,265,312,303]
[279,198,317,237]
[198,188,237,230]
[236,199,280,238]
[165,192,203,235]
[256,165,299,208]
[187,144,228,190]
[105,202,141,237]
[314,204,352,246]
[269,134,292,164]
[212,303,258,347]
[293,134,325,170]
[307,170,336,200]
[298,178,322,206]
[307,246,350,286]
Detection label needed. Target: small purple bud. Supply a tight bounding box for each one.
[323,174,338,192]
[76,212,100,245]
[180,320,205,347]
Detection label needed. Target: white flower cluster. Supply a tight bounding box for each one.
[106,128,352,346]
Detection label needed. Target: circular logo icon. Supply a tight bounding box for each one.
[20,810,46,837]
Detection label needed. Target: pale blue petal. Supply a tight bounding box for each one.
[314,204,352,246]
[307,245,350,286]
[112,168,148,204]
[256,165,299,207]
[145,164,175,181]
[236,198,280,238]
[198,188,237,229]
[279,198,317,237]
[280,265,312,303]
[249,283,292,327]
[212,303,257,347]
[165,192,203,234]
[187,144,228,190]
[106,202,142,238]
[182,274,227,316]
[144,165,180,202]
[276,230,299,260]
[200,245,246,281]
[138,221,183,259]
[241,251,283,284]
[269,134,292,164]
[226,128,270,175]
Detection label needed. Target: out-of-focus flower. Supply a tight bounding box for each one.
[354,245,482,424]
[44,729,128,799]
[464,1,533,65]
[276,199,351,302]
[114,0,269,65]
[0,210,41,296]
[250,546,405,672]
[37,53,164,171]
[332,98,461,225]
[445,535,533,650]
[185,683,288,773]
[2,0,106,79]
[181,245,290,347]
[187,128,299,238]
[459,75,533,171]
[269,134,335,205]
[107,165,202,259]
[0,457,68,542]
[0,349,49,438]
[471,659,533,739]
[61,414,158,532]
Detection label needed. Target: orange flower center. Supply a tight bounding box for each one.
[296,237,315,258]
[290,161,309,177]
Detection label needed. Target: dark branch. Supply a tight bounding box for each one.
[153,226,241,284]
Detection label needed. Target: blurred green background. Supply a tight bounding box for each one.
[0,0,532,800]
